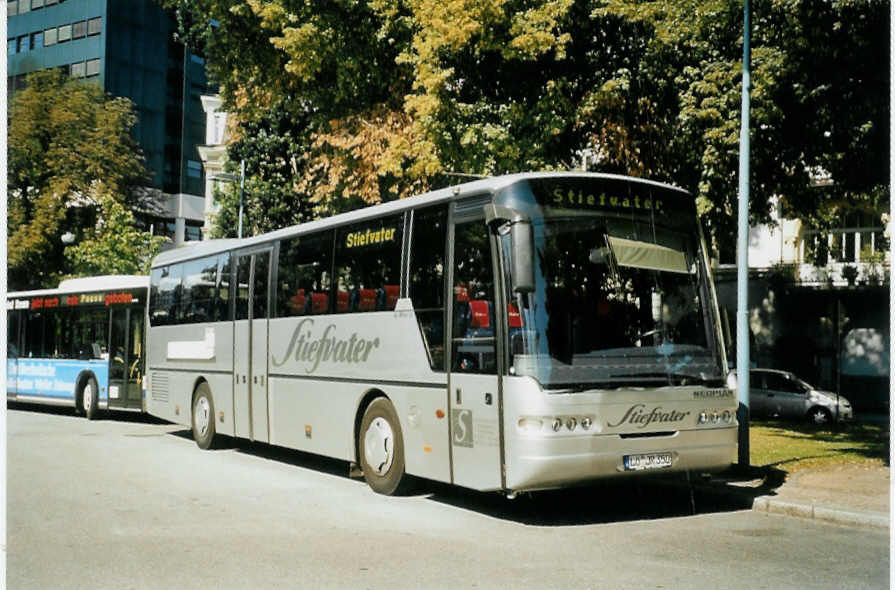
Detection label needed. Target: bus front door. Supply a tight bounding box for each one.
[448,215,503,491]
[234,250,271,443]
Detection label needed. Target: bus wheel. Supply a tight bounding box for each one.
[192,383,217,450]
[81,377,99,421]
[359,398,408,495]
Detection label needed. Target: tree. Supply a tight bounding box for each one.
[7,69,157,289]
[66,188,167,276]
[165,0,888,257]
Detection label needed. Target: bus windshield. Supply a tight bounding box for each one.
[500,180,724,390]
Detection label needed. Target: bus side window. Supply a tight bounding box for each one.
[333,214,404,315]
[409,205,448,371]
[149,265,182,326]
[276,230,334,317]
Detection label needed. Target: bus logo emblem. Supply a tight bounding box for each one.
[452,409,473,447]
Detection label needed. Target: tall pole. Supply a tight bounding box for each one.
[736,0,752,468]
[238,159,245,239]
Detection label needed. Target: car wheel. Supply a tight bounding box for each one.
[359,398,411,495]
[192,383,217,450]
[807,406,832,426]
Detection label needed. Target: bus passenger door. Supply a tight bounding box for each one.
[448,215,503,491]
[108,307,128,408]
[234,250,271,443]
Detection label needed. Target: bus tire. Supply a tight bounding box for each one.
[81,376,99,421]
[359,398,409,495]
[192,383,217,450]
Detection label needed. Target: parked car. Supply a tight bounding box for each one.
[749,369,853,425]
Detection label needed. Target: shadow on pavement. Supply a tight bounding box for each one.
[167,425,788,526]
[7,400,168,425]
[421,467,786,526]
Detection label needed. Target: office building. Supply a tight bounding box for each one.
[7,0,208,245]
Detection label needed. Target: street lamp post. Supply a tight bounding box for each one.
[736,0,752,469]
[210,159,246,239]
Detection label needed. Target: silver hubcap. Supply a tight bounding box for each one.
[812,410,828,425]
[364,417,394,476]
[195,397,211,437]
[83,383,93,412]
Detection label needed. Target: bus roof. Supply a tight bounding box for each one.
[151,172,688,268]
[8,275,149,299]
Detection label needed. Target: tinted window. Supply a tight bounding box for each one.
[253,252,270,320]
[72,20,86,39]
[149,265,182,326]
[409,205,447,370]
[74,308,109,359]
[451,219,496,374]
[24,310,46,357]
[7,311,21,358]
[87,17,101,36]
[181,256,219,324]
[333,214,403,314]
[216,253,231,321]
[235,255,250,321]
[276,230,333,317]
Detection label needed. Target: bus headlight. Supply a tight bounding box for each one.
[551,418,563,432]
[565,417,577,431]
[518,418,543,432]
[581,417,592,430]
[722,410,732,423]
[698,412,708,424]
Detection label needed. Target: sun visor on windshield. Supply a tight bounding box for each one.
[608,236,689,273]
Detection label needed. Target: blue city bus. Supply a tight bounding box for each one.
[7,275,149,418]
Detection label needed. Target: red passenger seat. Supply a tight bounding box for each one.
[384,285,399,310]
[311,292,328,314]
[358,288,377,311]
[337,290,350,312]
[468,300,491,329]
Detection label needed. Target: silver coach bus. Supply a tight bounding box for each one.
[145,173,737,495]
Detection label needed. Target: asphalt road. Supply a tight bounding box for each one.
[8,405,889,589]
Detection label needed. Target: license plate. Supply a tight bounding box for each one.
[624,452,673,471]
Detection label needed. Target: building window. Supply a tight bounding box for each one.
[187,160,202,179]
[8,39,17,57]
[7,2,18,18]
[70,61,85,78]
[45,0,57,5]
[44,27,57,46]
[31,0,44,9]
[86,58,100,77]
[17,0,30,14]
[17,35,28,53]
[58,24,71,43]
[72,20,86,39]
[87,17,101,36]
[29,31,43,51]
[185,223,203,242]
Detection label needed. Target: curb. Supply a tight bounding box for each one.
[752,497,890,530]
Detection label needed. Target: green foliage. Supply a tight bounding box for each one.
[7,70,155,289]
[165,0,888,256]
[66,188,167,276]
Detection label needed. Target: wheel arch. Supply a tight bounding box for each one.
[353,388,390,465]
[74,370,97,410]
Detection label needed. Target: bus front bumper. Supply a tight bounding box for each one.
[504,426,737,492]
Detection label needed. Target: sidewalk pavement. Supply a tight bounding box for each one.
[707,464,890,530]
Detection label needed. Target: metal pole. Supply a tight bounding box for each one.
[736,0,751,468]
[238,159,245,239]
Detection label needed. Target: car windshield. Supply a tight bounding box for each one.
[497,178,724,390]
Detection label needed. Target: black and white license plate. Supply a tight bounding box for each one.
[623,452,673,471]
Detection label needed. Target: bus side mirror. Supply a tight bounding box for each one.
[484,204,535,294]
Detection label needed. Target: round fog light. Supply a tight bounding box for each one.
[551,418,562,432]
[565,417,577,431]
